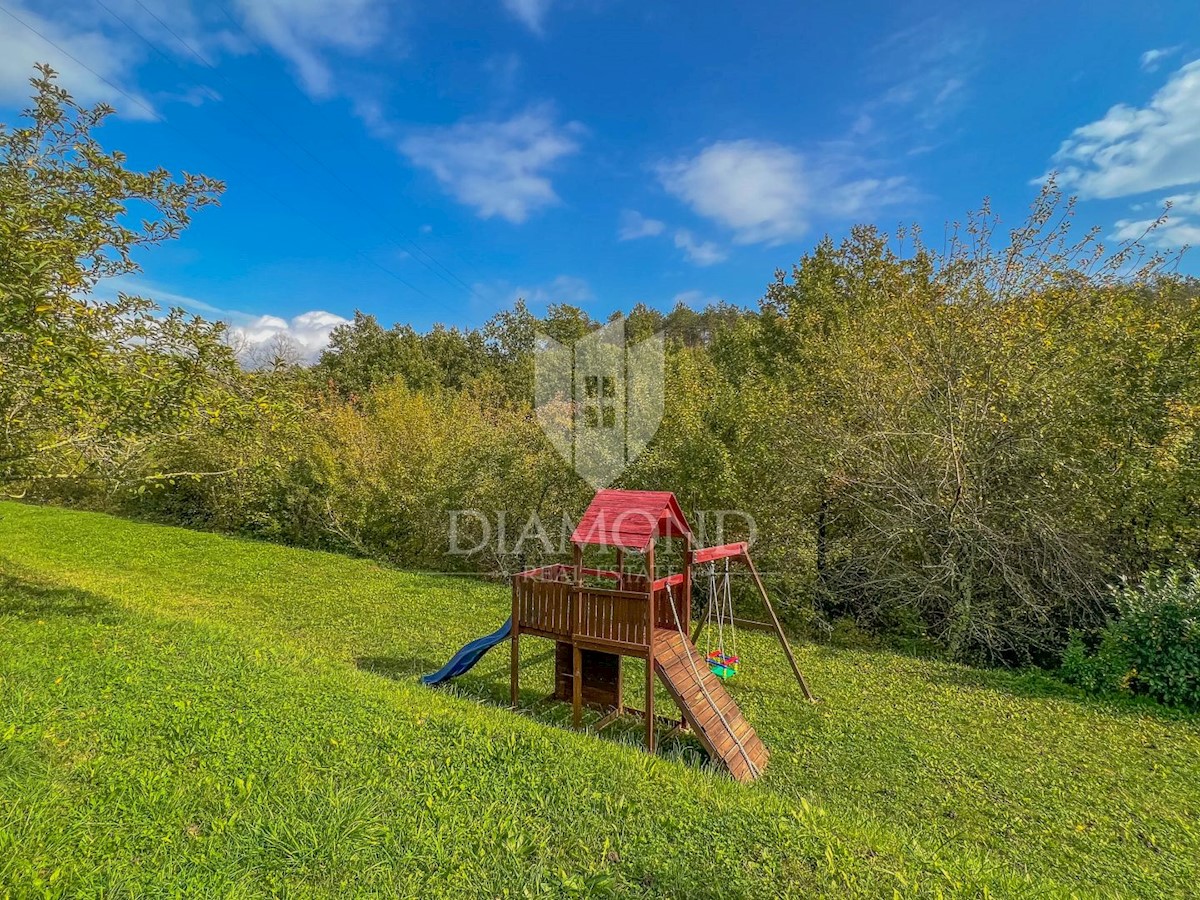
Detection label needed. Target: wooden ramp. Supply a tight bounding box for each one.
[653,631,768,781]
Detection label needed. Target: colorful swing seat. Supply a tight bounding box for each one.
[703,560,742,680]
[706,650,739,680]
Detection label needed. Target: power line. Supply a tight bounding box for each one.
[119,0,485,300]
[0,4,161,121]
[0,0,434,301]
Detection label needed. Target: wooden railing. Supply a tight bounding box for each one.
[513,565,690,651]
[513,568,572,639]
[576,587,650,650]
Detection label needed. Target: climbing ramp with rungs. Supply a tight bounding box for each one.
[653,631,768,782]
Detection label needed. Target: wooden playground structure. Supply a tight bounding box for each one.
[507,489,814,781]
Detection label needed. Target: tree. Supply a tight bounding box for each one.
[538,303,597,344]
[315,312,438,396]
[753,185,1196,662]
[0,65,239,492]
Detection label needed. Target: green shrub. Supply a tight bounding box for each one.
[1062,568,1200,709]
[1059,630,1134,696]
[1115,568,1200,709]
[829,617,879,649]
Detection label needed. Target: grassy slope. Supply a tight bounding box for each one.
[0,503,1197,898]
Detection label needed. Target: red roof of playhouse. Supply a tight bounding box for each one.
[570,490,692,551]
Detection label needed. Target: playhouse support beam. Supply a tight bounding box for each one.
[644,542,656,754]
[682,532,693,635]
[572,543,584,729]
[593,708,622,732]
[510,614,520,709]
[572,645,583,729]
[624,706,687,730]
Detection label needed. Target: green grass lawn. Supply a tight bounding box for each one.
[2,502,1198,898]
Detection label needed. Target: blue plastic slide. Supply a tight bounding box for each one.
[421,617,513,685]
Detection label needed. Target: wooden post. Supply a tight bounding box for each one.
[644,542,656,753]
[572,542,583,583]
[616,656,625,716]
[745,551,817,703]
[691,559,711,646]
[510,582,520,708]
[608,546,626,717]
[572,543,584,729]
[682,534,693,635]
[572,645,583,729]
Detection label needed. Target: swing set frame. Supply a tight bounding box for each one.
[689,541,817,703]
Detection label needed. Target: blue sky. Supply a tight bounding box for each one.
[2,0,1199,357]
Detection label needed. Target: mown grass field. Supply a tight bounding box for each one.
[2,502,1198,898]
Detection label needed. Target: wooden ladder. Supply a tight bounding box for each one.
[653,631,768,781]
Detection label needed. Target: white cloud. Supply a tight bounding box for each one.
[502,0,552,34]
[825,174,913,219]
[1165,190,1200,215]
[0,0,389,118]
[230,0,387,99]
[618,209,665,240]
[514,274,593,305]
[673,230,726,266]
[1111,216,1200,249]
[673,289,721,307]
[660,141,809,244]
[228,310,350,361]
[94,278,349,363]
[401,105,583,223]
[0,2,155,118]
[162,85,223,107]
[659,140,911,245]
[1109,190,1200,249]
[618,209,730,266]
[862,20,980,134]
[1049,60,1200,199]
[1140,46,1181,73]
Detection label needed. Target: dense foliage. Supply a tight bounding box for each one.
[130,218,1197,665]
[1062,567,1200,709]
[6,68,1199,666]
